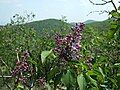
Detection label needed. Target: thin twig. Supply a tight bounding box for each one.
[87,10,109,16]
[0,75,30,78]
[0,58,11,72]
[0,76,12,78]
[0,68,12,90]
[89,0,111,5]
[102,0,109,3]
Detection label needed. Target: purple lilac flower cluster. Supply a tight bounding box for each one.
[11,50,30,76]
[55,23,85,61]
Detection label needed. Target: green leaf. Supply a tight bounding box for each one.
[90,87,99,90]
[86,74,98,87]
[118,6,120,10]
[28,58,37,65]
[114,63,120,66]
[108,29,117,39]
[89,77,98,87]
[54,72,63,87]
[99,67,105,78]
[62,70,74,87]
[41,49,52,63]
[111,24,117,29]
[77,73,87,90]
[109,78,117,87]
[87,69,104,83]
[111,11,120,18]
[17,83,24,90]
[87,70,101,76]
[100,84,107,88]
[45,83,51,90]
[47,67,59,81]
[117,73,120,76]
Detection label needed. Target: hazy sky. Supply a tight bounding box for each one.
[0,0,119,25]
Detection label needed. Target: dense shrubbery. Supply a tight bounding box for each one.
[0,0,120,90]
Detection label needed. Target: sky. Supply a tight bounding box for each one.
[0,0,119,25]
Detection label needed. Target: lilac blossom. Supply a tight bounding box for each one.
[54,22,85,61]
[11,50,30,76]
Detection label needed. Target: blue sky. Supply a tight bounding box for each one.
[0,0,119,25]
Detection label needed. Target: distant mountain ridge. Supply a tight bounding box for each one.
[70,20,97,26]
[84,20,96,24]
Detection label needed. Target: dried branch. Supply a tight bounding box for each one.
[102,0,109,3]
[89,0,111,5]
[87,10,109,16]
[111,0,117,11]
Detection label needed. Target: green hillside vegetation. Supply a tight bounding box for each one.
[0,18,110,68]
